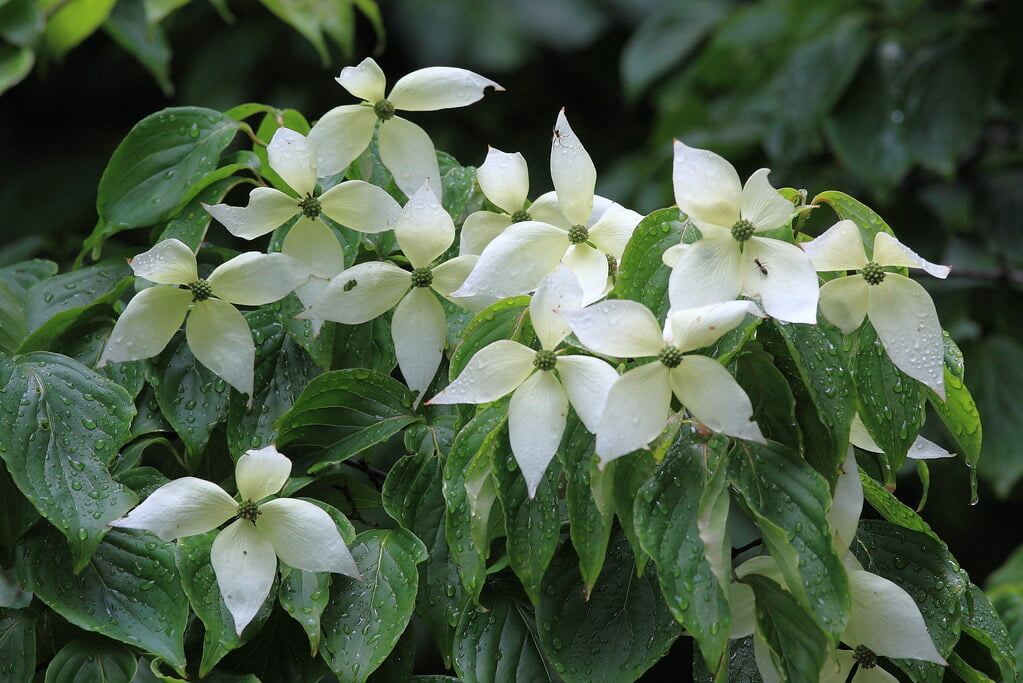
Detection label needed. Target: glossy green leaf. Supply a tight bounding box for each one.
[442,165,485,227]
[613,206,693,320]
[103,0,173,96]
[330,314,396,374]
[60,317,145,397]
[45,637,137,683]
[0,464,38,567]
[22,260,132,333]
[0,259,58,303]
[448,296,531,379]
[41,0,117,58]
[692,636,761,683]
[279,566,330,657]
[732,344,800,451]
[858,469,943,545]
[609,450,656,574]
[0,278,26,354]
[958,584,1018,682]
[367,622,416,683]
[745,574,829,683]
[813,190,898,241]
[0,606,36,681]
[158,177,246,251]
[926,335,981,469]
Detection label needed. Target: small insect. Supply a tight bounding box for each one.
[753,258,769,276]
[552,126,569,147]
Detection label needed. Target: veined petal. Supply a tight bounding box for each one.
[205,187,298,240]
[741,168,792,232]
[258,498,360,578]
[667,233,743,310]
[298,261,410,325]
[395,183,456,269]
[909,435,954,459]
[209,252,307,306]
[588,205,641,258]
[559,299,663,358]
[282,219,345,280]
[595,362,672,464]
[307,105,377,177]
[819,276,869,335]
[337,57,386,102]
[531,265,584,350]
[427,340,535,405]
[668,300,761,353]
[388,66,503,111]
[844,569,946,663]
[319,180,403,234]
[459,211,513,256]
[872,232,950,278]
[510,371,569,497]
[267,127,318,196]
[744,237,820,324]
[555,355,618,433]
[378,116,441,199]
[235,445,291,502]
[662,243,686,268]
[528,191,571,229]
[670,356,765,442]
[393,288,447,402]
[802,220,868,272]
[868,274,946,399]
[98,286,190,365]
[109,477,236,541]
[129,238,198,284]
[186,299,255,396]
[563,243,609,306]
[477,147,528,214]
[210,519,278,635]
[829,447,864,556]
[431,254,477,298]
[672,140,742,227]
[550,109,596,226]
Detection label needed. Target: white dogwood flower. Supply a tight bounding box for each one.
[98,239,306,396]
[308,57,503,198]
[110,445,360,635]
[427,266,617,496]
[801,220,951,398]
[666,141,819,323]
[560,299,765,464]
[459,146,533,255]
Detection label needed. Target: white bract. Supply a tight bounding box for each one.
[428,267,617,496]
[453,110,641,307]
[560,299,765,464]
[801,219,951,399]
[849,413,954,460]
[298,183,476,403]
[666,141,819,324]
[98,238,306,396]
[110,445,360,635]
[459,146,533,255]
[308,57,503,198]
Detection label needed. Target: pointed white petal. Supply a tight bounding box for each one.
[258,498,360,578]
[98,286,191,365]
[852,663,900,683]
[872,232,950,279]
[528,191,571,229]
[393,288,447,402]
[868,274,946,399]
[672,140,742,227]
[595,362,672,464]
[662,243,686,268]
[550,109,596,226]
[829,447,864,556]
[729,582,756,637]
[109,477,236,541]
[208,252,307,306]
[744,237,820,324]
[555,355,618,432]
[849,413,882,452]
[267,128,318,196]
[908,435,954,459]
[395,183,455,269]
[509,371,568,498]
[802,220,869,272]
[588,205,641,259]
[431,255,477,298]
[460,211,513,255]
[819,276,869,335]
[210,519,278,635]
[388,66,503,111]
[670,356,765,442]
[129,238,198,284]
[205,187,299,240]
[186,299,255,396]
[337,57,386,102]
[668,300,761,353]
[844,569,946,663]
[563,244,610,306]
[753,635,784,683]
[307,105,378,177]
[300,261,410,325]
[820,651,857,683]
[741,168,792,232]
[378,117,441,199]
[319,180,403,234]
[282,219,345,279]
[428,340,535,405]
[667,234,744,310]
[559,299,663,358]
[477,147,529,214]
[235,445,292,502]
[531,265,584,349]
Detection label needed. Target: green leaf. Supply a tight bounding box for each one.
[17,525,188,672]
[858,469,943,545]
[217,610,327,683]
[692,636,762,683]
[614,206,694,320]
[728,440,849,643]
[41,0,117,58]
[61,317,145,397]
[926,336,981,472]
[971,335,1023,497]
[441,164,485,227]
[158,177,247,251]
[320,528,427,683]
[45,636,138,683]
[536,529,683,682]
[813,190,898,241]
[0,44,33,96]
[0,463,38,567]
[0,278,26,354]
[0,352,136,571]
[275,369,421,475]
[330,315,396,374]
[0,607,36,681]
[609,450,656,574]
[745,574,829,683]
[989,587,1023,678]
[367,622,416,683]
[448,296,531,379]
[958,584,1018,682]
[279,566,330,657]
[732,344,800,451]
[257,0,354,65]
[103,0,173,96]
[0,259,57,303]
[23,260,131,333]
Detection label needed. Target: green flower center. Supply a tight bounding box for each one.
[299,195,321,220]
[658,345,683,368]
[343,279,358,292]
[411,268,433,288]
[188,279,212,302]
[853,645,877,669]
[860,261,886,285]
[607,255,618,273]
[568,224,589,245]
[374,99,396,121]
[510,209,531,223]
[730,218,755,243]
[237,499,260,523]
[533,349,557,371]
